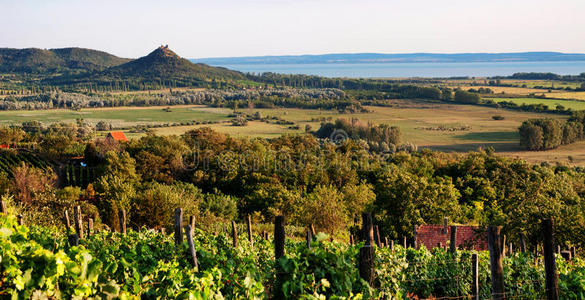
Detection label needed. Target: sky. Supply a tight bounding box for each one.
[1,0,585,59]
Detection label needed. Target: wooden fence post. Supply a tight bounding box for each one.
[443,217,448,234]
[519,233,527,253]
[275,216,285,259]
[500,234,507,258]
[374,225,382,248]
[571,246,576,259]
[450,225,457,255]
[306,230,312,249]
[488,226,505,300]
[231,220,238,248]
[247,215,253,243]
[87,218,93,236]
[385,237,389,248]
[389,239,394,250]
[310,223,316,238]
[174,208,183,245]
[64,210,71,231]
[362,213,374,245]
[402,236,407,248]
[75,205,84,239]
[349,234,354,245]
[189,216,195,236]
[359,213,375,286]
[118,208,126,235]
[0,200,6,215]
[184,225,199,271]
[472,253,479,300]
[542,219,559,300]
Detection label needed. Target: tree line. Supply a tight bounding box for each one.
[2,127,585,249]
[519,111,585,150]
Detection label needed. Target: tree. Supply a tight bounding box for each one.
[454,90,481,104]
[294,185,348,235]
[10,163,56,206]
[519,121,544,150]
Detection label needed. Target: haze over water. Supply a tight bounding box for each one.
[210,61,585,78]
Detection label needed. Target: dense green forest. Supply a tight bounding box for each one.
[1,125,585,249]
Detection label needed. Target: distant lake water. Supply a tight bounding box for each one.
[210,61,585,78]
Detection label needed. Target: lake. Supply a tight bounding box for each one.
[210,61,585,78]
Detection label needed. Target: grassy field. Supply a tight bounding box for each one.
[544,91,585,101]
[0,105,230,127]
[2,101,583,165]
[489,97,585,110]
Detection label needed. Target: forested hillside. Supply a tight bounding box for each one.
[0,47,129,73]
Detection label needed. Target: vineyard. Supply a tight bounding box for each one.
[0,149,53,176]
[1,210,584,299]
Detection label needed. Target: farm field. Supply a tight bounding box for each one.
[545,91,585,101]
[489,97,585,111]
[2,100,583,165]
[0,105,230,127]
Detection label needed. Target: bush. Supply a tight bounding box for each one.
[492,115,505,120]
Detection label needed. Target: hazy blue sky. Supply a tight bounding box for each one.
[1,0,584,58]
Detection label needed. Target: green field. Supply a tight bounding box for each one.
[2,100,583,165]
[489,97,585,111]
[0,105,230,127]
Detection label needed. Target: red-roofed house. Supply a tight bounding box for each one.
[105,131,128,142]
[0,144,9,149]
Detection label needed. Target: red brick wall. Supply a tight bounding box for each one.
[416,224,487,251]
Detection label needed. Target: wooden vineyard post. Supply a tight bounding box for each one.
[389,239,394,250]
[385,237,389,248]
[275,216,285,259]
[16,214,23,225]
[501,235,507,258]
[247,215,253,243]
[306,230,312,249]
[0,200,6,215]
[488,226,505,300]
[571,246,576,259]
[402,236,407,248]
[231,220,238,248]
[118,209,126,235]
[472,253,479,300]
[274,216,286,300]
[184,225,199,271]
[374,225,382,247]
[174,208,183,245]
[349,234,354,245]
[189,216,195,236]
[542,219,559,300]
[310,223,316,238]
[64,210,71,232]
[87,218,93,236]
[75,205,84,239]
[359,213,375,286]
[450,225,457,255]
[519,233,527,253]
[443,217,448,234]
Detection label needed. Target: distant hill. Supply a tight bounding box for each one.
[44,46,247,88]
[192,52,585,65]
[104,45,245,81]
[0,47,129,73]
